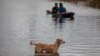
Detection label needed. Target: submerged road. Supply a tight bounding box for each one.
[0,0,100,56]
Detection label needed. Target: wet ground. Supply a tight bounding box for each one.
[0,0,100,56]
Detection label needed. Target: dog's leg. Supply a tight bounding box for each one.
[52,49,58,53]
[35,47,43,54]
[35,49,37,53]
[35,47,38,53]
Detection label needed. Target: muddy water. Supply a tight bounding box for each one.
[0,0,100,56]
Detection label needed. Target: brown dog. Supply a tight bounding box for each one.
[30,38,65,53]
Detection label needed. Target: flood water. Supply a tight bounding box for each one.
[0,0,100,56]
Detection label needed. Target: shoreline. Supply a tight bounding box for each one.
[56,0,100,9]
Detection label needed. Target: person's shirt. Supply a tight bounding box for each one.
[52,6,58,13]
[58,7,66,14]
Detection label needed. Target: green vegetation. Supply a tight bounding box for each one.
[64,0,100,8]
[58,0,100,8]
[89,0,100,8]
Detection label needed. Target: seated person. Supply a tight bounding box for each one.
[58,3,68,18]
[58,3,66,14]
[52,3,58,14]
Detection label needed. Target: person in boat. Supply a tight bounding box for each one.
[52,3,59,21]
[52,3,58,14]
[58,3,67,15]
[58,3,75,20]
[58,3,67,23]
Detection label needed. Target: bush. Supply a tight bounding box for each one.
[89,0,100,8]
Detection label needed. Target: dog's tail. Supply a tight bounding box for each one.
[30,41,36,45]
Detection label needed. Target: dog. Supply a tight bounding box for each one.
[30,38,65,53]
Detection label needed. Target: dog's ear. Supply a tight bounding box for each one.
[56,38,61,45]
[56,38,59,41]
[56,38,62,41]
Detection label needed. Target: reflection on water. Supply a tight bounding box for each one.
[34,52,59,56]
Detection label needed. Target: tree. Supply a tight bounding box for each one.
[89,0,100,8]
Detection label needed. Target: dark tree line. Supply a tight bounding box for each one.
[89,0,100,8]
[58,0,100,8]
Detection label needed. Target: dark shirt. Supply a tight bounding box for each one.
[52,6,58,13]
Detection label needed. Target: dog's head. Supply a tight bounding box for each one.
[56,38,65,45]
